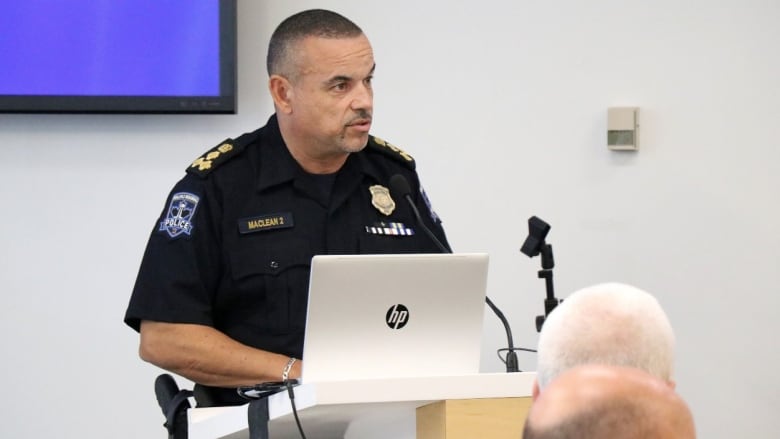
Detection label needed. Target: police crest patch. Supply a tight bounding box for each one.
[159,192,200,238]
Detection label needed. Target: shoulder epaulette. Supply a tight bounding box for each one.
[367,135,416,170]
[186,131,257,178]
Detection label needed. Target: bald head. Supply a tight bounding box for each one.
[536,283,675,390]
[524,365,696,439]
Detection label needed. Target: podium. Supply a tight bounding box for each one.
[188,372,535,439]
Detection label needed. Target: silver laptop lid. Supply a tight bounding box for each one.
[301,253,489,383]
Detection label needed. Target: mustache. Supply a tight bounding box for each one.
[347,110,372,125]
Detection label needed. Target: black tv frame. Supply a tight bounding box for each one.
[0,0,237,114]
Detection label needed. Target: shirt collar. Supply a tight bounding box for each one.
[255,114,383,193]
[256,115,299,193]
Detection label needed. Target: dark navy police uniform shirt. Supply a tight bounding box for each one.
[124,115,449,406]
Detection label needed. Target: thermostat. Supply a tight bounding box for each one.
[607,107,639,151]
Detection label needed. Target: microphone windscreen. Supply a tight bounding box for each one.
[389,174,412,199]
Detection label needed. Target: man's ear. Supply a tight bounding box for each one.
[532,378,540,401]
[268,75,293,114]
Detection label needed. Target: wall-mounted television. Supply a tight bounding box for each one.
[0,0,237,114]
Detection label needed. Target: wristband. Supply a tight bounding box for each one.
[282,357,297,381]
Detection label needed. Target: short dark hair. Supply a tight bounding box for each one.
[267,9,364,77]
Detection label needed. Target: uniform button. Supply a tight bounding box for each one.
[269,261,279,269]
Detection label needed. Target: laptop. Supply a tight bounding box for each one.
[301,253,489,383]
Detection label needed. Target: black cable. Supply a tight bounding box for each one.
[285,380,307,439]
[496,347,537,372]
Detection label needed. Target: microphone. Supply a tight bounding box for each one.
[388,174,451,252]
[519,216,560,332]
[388,174,520,373]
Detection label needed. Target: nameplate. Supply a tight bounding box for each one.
[238,212,294,234]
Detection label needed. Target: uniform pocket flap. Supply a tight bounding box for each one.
[229,238,312,279]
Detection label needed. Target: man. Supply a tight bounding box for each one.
[534,282,676,398]
[124,9,449,407]
[523,364,696,439]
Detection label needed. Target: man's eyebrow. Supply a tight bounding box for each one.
[325,75,352,86]
[324,64,377,86]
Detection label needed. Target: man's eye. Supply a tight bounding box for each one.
[333,83,348,91]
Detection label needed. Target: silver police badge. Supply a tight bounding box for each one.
[369,185,395,216]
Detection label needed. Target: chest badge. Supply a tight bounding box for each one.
[369,185,396,216]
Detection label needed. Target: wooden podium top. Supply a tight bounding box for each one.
[188,372,536,439]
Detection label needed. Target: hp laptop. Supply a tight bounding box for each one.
[301,253,489,383]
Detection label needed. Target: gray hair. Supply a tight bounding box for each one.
[267,9,364,79]
[536,283,675,389]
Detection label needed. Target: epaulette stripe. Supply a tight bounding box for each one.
[369,135,416,170]
[186,131,257,178]
[189,140,235,174]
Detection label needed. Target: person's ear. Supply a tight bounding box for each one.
[667,379,676,390]
[268,75,293,114]
[532,378,540,401]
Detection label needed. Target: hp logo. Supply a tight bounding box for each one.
[386,304,409,329]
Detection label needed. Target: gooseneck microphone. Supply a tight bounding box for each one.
[388,174,451,252]
[388,174,520,373]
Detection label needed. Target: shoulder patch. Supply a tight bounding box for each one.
[186,131,257,178]
[368,135,416,170]
[159,192,200,239]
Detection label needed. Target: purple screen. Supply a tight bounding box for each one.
[0,1,221,96]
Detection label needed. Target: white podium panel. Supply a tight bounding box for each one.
[188,372,536,439]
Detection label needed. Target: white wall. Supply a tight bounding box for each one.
[1,1,778,437]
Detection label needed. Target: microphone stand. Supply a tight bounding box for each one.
[520,216,561,332]
[535,241,558,332]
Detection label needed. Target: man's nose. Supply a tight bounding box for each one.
[350,82,373,110]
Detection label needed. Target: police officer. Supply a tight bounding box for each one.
[124,9,449,406]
